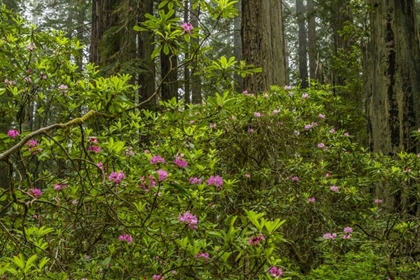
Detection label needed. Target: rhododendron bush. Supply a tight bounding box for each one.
[1,5,420,280]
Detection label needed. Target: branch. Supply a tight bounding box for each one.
[0,110,97,161]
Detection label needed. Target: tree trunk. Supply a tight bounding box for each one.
[184,0,190,104]
[242,0,287,93]
[191,5,201,104]
[307,0,317,82]
[233,0,243,92]
[296,0,308,88]
[365,0,420,214]
[138,0,156,109]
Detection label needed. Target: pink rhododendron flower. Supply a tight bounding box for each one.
[248,128,254,133]
[273,109,280,114]
[178,211,198,229]
[139,175,157,191]
[268,266,283,277]
[88,137,98,144]
[58,84,68,94]
[96,162,104,169]
[343,234,351,239]
[249,234,265,245]
[157,169,169,182]
[318,113,325,119]
[7,129,19,139]
[317,143,325,148]
[26,139,41,153]
[242,90,248,95]
[29,188,42,198]
[209,123,216,129]
[150,155,165,164]
[308,197,316,203]
[330,185,338,192]
[302,93,309,99]
[344,132,350,136]
[326,173,331,178]
[343,227,353,233]
[206,175,224,189]
[189,177,202,184]
[174,158,188,168]
[195,252,210,261]
[374,199,383,204]
[190,120,195,124]
[27,42,36,51]
[152,275,165,280]
[54,183,67,191]
[181,22,193,33]
[109,171,126,184]
[304,124,313,130]
[291,176,299,182]
[323,233,337,240]
[284,85,292,90]
[329,128,336,134]
[254,112,261,118]
[245,174,251,178]
[124,147,135,157]
[118,234,133,244]
[88,146,101,153]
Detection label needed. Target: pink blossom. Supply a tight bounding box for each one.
[24,76,32,83]
[88,137,98,144]
[302,93,309,99]
[245,174,251,178]
[206,175,224,189]
[323,233,337,240]
[284,85,292,90]
[249,234,265,245]
[190,120,195,124]
[342,234,351,239]
[317,143,325,149]
[291,176,299,182]
[27,42,36,51]
[344,132,350,136]
[96,162,104,169]
[273,109,280,114]
[26,139,39,151]
[374,199,383,204]
[308,197,316,203]
[4,79,16,86]
[7,129,19,139]
[268,266,283,277]
[174,158,188,168]
[152,275,165,280]
[139,175,157,191]
[242,90,248,95]
[329,129,336,133]
[181,22,194,33]
[254,112,261,118]
[178,211,198,229]
[54,183,67,191]
[330,185,338,192]
[304,124,313,130]
[209,123,216,129]
[248,128,254,133]
[195,252,210,261]
[343,227,353,233]
[29,188,42,198]
[118,234,133,244]
[88,146,101,153]
[150,155,165,164]
[318,113,325,119]
[124,147,135,157]
[326,173,331,178]
[109,171,126,184]
[189,177,202,184]
[157,169,169,182]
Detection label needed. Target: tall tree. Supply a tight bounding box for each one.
[191,5,201,104]
[307,0,317,82]
[233,0,243,92]
[242,0,287,93]
[296,0,308,88]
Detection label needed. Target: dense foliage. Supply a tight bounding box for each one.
[1,4,420,280]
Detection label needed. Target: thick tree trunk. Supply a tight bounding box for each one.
[307,0,317,82]
[296,0,308,88]
[242,0,287,93]
[184,1,190,104]
[365,0,420,214]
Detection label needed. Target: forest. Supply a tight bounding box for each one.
[1,0,420,279]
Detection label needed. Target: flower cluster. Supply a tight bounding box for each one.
[124,146,135,157]
[206,175,224,189]
[209,123,216,129]
[268,266,283,277]
[29,188,42,198]
[254,112,261,118]
[330,185,339,192]
[150,155,165,164]
[195,252,210,261]
[308,197,316,203]
[26,139,42,154]
[58,84,68,94]
[157,169,169,182]
[118,234,133,244]
[249,234,265,245]
[54,183,67,191]
[109,171,126,184]
[152,275,165,280]
[4,79,16,86]
[174,158,188,168]
[374,199,383,204]
[139,175,157,191]
[88,137,101,153]
[304,122,318,131]
[7,129,19,139]
[181,22,193,33]
[189,177,202,184]
[323,233,337,240]
[343,227,353,239]
[178,211,198,229]
[291,176,299,182]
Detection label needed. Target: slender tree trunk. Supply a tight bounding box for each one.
[191,5,201,104]
[233,0,243,92]
[184,0,190,104]
[365,0,420,214]
[307,0,317,82]
[296,0,308,88]
[242,0,287,93]
[138,0,156,109]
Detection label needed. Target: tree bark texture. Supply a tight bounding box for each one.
[307,0,317,82]
[365,0,420,155]
[233,0,243,92]
[296,0,308,88]
[242,0,287,93]
[191,5,201,104]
